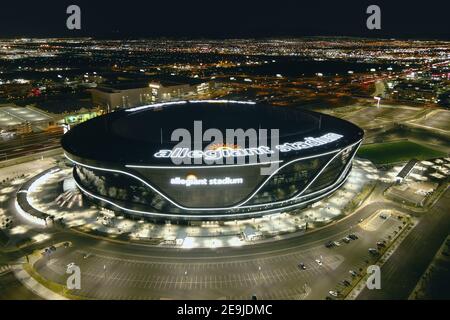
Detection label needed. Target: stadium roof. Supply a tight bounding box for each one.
[62,100,364,166]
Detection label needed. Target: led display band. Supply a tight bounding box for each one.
[154,133,344,161]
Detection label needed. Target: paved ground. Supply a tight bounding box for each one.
[1,155,448,300]
[0,128,63,162]
[21,159,377,248]
[343,105,422,129]
[410,236,450,299]
[412,110,450,133]
[0,270,42,300]
[358,186,450,299]
[30,203,404,300]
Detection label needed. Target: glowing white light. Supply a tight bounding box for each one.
[73,169,353,219]
[125,100,256,113]
[170,177,244,187]
[65,138,359,212]
[126,160,283,169]
[154,133,344,161]
[15,199,47,226]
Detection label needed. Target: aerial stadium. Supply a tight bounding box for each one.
[61,100,364,221]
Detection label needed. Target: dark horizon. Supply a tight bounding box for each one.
[1,0,449,40]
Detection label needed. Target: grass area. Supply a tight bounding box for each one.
[23,263,86,300]
[357,140,446,165]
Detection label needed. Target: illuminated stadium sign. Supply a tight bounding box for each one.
[62,100,364,221]
[155,132,344,160]
[170,176,244,187]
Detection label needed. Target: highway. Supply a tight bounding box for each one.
[358,187,450,300]
[0,128,63,161]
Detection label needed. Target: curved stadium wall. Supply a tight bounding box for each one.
[62,100,364,221]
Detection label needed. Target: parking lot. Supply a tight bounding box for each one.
[33,209,406,300]
[386,158,450,206]
[412,110,450,132]
[344,105,421,129]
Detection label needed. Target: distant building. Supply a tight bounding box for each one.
[0,104,54,133]
[391,80,441,103]
[89,79,212,111]
[0,83,33,99]
[396,159,417,183]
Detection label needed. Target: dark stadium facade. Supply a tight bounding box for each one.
[62,100,364,221]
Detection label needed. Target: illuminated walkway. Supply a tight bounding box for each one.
[21,159,379,248]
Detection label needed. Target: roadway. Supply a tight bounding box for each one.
[1,160,446,300]
[23,200,406,300]
[0,127,63,161]
[357,186,450,300]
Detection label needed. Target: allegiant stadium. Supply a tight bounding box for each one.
[61,100,364,221]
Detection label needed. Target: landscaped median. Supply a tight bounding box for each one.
[17,244,87,300]
[343,213,417,300]
[22,263,84,300]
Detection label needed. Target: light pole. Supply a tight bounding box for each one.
[258,266,262,283]
[374,96,381,108]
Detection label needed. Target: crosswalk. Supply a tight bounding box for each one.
[0,265,11,275]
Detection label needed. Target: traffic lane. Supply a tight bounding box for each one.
[0,143,61,161]
[0,272,42,300]
[33,216,402,300]
[7,201,405,264]
[308,215,404,299]
[358,188,450,299]
[0,130,63,158]
[0,130,63,149]
[35,243,343,300]
[65,202,399,261]
[0,137,61,152]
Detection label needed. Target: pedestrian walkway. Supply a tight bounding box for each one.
[0,264,11,274]
[24,161,378,249]
[11,264,68,300]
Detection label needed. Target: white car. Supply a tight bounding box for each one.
[315,259,323,266]
[329,290,339,297]
[333,241,341,247]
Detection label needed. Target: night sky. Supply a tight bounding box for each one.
[1,0,449,39]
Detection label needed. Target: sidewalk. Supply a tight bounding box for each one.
[11,264,68,300]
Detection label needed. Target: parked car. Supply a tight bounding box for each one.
[329,290,339,297]
[348,234,358,240]
[376,241,386,248]
[325,241,334,248]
